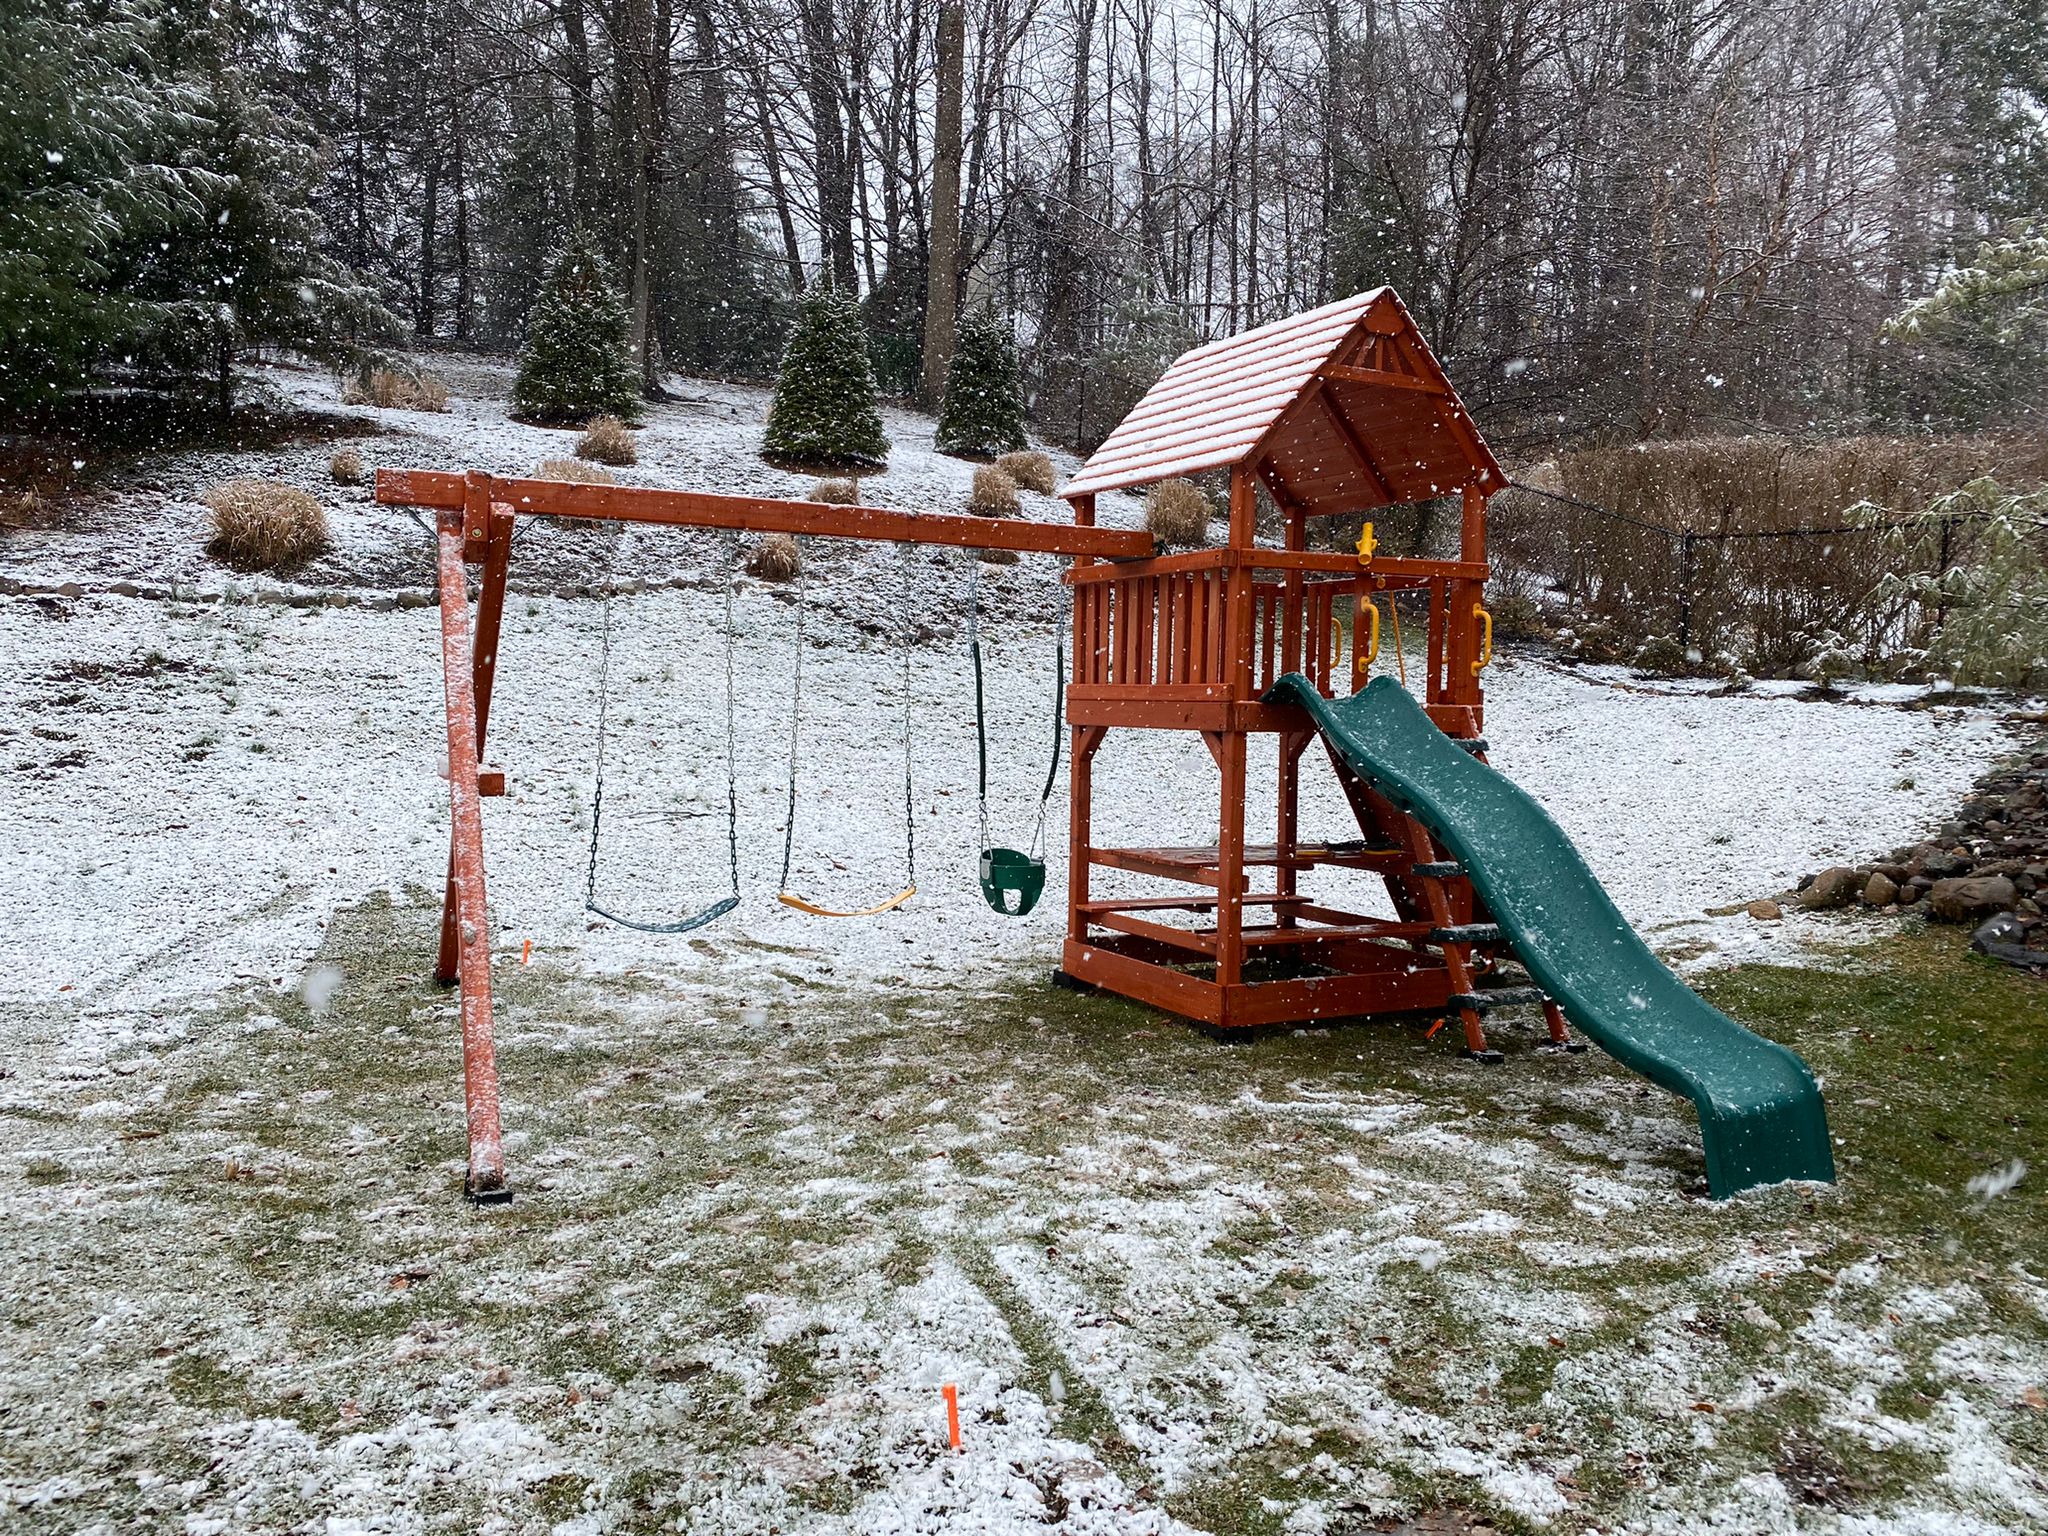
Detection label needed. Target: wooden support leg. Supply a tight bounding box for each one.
[435,513,509,1202]
[472,503,515,750]
[1065,726,1106,944]
[1215,731,1248,990]
[1275,731,1309,929]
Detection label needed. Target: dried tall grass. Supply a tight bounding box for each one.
[809,477,860,504]
[577,415,638,466]
[204,479,329,570]
[1497,434,2048,676]
[967,465,1019,517]
[1145,478,1211,547]
[995,450,1057,495]
[747,533,801,581]
[535,458,617,485]
[329,448,365,485]
[342,367,449,413]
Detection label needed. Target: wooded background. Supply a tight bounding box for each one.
[8,0,2045,449]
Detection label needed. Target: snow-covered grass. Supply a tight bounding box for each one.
[2,361,2043,1534]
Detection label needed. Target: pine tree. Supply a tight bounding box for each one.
[933,310,1026,458]
[511,237,643,425]
[1,0,393,416]
[761,286,889,468]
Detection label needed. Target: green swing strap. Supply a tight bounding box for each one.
[967,557,1064,916]
[777,539,919,917]
[584,527,743,933]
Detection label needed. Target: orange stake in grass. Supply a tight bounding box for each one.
[521,939,532,966]
[941,1384,961,1451]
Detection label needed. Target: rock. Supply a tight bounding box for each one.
[1897,883,1921,905]
[1915,849,1970,879]
[1971,913,2034,963]
[1926,874,2018,922]
[1746,899,1783,921]
[1863,872,1898,906]
[1800,867,1863,909]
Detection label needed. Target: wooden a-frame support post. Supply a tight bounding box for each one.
[433,471,513,1203]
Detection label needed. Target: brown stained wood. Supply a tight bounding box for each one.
[1061,939,1225,1024]
[1318,363,1451,395]
[1427,579,1447,704]
[1313,380,1397,503]
[378,470,1151,560]
[1089,909,1220,956]
[1080,893,1311,913]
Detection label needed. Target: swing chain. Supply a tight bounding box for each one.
[584,524,625,911]
[778,539,918,902]
[777,538,805,896]
[585,525,744,932]
[966,554,1065,870]
[1028,580,1067,861]
[899,541,918,889]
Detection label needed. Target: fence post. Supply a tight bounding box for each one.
[1677,531,1695,650]
[1935,516,1955,633]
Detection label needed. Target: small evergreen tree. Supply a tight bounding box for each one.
[934,310,1026,458]
[761,287,888,467]
[511,238,643,425]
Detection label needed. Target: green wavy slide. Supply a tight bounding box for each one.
[1268,673,1836,1198]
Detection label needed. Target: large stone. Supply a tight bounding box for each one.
[1926,874,2018,923]
[1800,867,1863,909]
[1863,872,1898,906]
[1915,848,1970,880]
[1746,898,1783,921]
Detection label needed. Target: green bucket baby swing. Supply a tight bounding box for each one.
[965,554,1064,916]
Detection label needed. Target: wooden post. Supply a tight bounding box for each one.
[1066,494,1097,946]
[471,503,515,752]
[1067,727,1104,943]
[1215,729,1248,991]
[1216,467,1258,995]
[433,514,509,1201]
[1450,483,1488,714]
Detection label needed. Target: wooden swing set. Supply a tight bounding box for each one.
[378,287,1522,1202]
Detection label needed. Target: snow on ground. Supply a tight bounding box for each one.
[1,362,2041,1535]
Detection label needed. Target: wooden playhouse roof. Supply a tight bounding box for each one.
[1062,288,1506,511]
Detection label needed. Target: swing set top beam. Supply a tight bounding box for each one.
[376,470,1154,560]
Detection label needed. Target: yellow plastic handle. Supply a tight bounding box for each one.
[1357,600,1381,674]
[1328,615,1345,676]
[1472,605,1494,675]
[778,885,917,919]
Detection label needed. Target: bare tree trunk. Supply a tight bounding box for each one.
[921,0,966,404]
[749,63,807,292]
[1040,0,1098,436]
[563,0,598,227]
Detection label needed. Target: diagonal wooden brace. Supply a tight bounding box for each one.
[433,512,510,1203]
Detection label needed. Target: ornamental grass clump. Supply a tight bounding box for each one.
[996,450,1056,495]
[808,477,859,504]
[1145,478,1211,547]
[342,367,448,412]
[967,465,1019,517]
[577,415,638,466]
[535,458,616,484]
[329,448,365,485]
[204,478,328,570]
[747,533,801,581]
